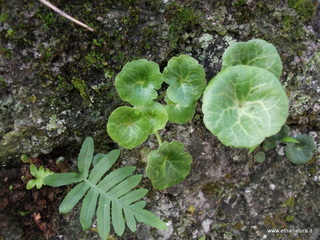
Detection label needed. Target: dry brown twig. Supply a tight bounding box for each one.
[38,0,94,31]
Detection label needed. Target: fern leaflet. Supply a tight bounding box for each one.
[44,137,167,239]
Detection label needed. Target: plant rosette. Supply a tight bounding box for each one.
[107,55,206,189]
[26,164,53,190]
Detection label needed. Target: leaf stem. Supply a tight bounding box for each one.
[155,131,163,146]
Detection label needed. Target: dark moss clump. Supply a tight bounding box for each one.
[288,0,316,20]
[164,1,202,48]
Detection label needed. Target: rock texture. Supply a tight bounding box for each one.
[0,0,319,239]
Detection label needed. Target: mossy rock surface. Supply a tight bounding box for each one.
[0,0,319,239]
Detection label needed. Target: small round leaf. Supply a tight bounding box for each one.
[135,102,168,133]
[254,151,265,163]
[163,55,206,107]
[107,106,151,149]
[165,97,196,124]
[146,141,192,190]
[115,59,163,106]
[285,134,315,164]
[202,65,289,148]
[222,39,283,79]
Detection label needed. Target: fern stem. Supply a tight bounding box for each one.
[155,131,162,146]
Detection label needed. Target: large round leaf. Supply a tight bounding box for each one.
[146,141,192,190]
[115,59,163,106]
[285,134,315,164]
[135,102,168,133]
[222,39,283,79]
[107,106,151,149]
[202,65,289,148]
[163,55,206,107]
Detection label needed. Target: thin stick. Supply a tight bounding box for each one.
[38,0,94,31]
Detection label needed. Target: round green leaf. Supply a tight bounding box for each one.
[115,59,163,106]
[165,96,196,124]
[107,106,151,149]
[222,39,283,79]
[135,102,168,133]
[146,141,192,190]
[254,151,266,163]
[202,65,289,148]
[163,55,206,107]
[285,134,315,164]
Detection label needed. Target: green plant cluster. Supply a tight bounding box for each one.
[44,137,167,239]
[253,124,315,164]
[107,55,205,190]
[24,39,315,240]
[107,39,315,190]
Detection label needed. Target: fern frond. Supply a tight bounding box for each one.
[44,137,167,239]
[77,137,94,177]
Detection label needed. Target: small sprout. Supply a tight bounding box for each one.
[285,134,315,164]
[281,136,300,143]
[56,156,65,164]
[26,164,53,190]
[254,152,265,163]
[18,211,30,216]
[21,154,32,163]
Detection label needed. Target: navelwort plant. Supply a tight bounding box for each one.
[44,137,167,239]
[107,39,315,190]
[205,39,314,163]
[253,124,316,164]
[107,55,205,190]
